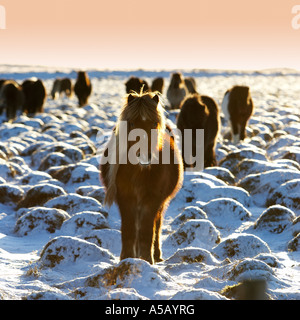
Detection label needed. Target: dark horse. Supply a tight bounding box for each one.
[74,71,92,106]
[22,78,47,116]
[177,94,220,168]
[0,80,24,121]
[221,85,254,144]
[125,76,149,94]
[51,78,72,99]
[100,92,183,264]
[151,77,164,94]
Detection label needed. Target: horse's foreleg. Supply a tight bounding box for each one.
[118,200,137,261]
[138,202,163,264]
[138,215,155,264]
[230,118,240,144]
[153,212,163,263]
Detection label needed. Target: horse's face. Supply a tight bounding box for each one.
[127,116,160,166]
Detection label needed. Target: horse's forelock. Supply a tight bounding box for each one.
[118,93,166,129]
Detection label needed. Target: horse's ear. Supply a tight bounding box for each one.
[128,94,135,104]
[152,94,159,105]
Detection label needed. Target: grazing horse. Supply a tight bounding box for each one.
[100,92,183,264]
[125,76,149,94]
[22,78,47,116]
[51,78,72,99]
[221,85,254,144]
[167,72,188,109]
[0,80,24,121]
[151,77,164,94]
[177,94,220,168]
[74,71,92,106]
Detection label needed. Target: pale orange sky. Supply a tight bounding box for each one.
[0,0,300,70]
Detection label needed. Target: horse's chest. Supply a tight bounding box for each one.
[117,165,158,199]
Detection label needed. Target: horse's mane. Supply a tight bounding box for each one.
[117,91,165,130]
[104,91,166,207]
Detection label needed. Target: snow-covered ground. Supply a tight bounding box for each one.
[0,65,299,300]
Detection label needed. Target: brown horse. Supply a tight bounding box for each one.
[125,76,149,94]
[51,78,72,99]
[100,92,183,264]
[221,85,254,144]
[177,93,220,168]
[22,78,47,116]
[167,72,188,109]
[74,71,92,106]
[0,80,24,121]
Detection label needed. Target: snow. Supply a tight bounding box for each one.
[0,66,299,300]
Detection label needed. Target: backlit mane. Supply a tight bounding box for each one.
[116,91,166,134]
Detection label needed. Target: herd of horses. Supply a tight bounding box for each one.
[0,70,254,264]
[102,73,254,264]
[0,71,92,120]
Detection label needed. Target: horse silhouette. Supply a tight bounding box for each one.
[221,85,254,143]
[74,71,92,106]
[177,94,220,168]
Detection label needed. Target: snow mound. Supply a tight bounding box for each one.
[253,205,296,234]
[165,247,220,265]
[17,183,67,208]
[212,234,271,260]
[201,198,251,231]
[81,229,121,257]
[171,206,207,228]
[0,184,24,205]
[14,207,70,236]
[44,193,107,217]
[267,179,300,213]
[39,236,115,268]
[59,211,108,236]
[83,258,178,299]
[238,169,300,206]
[164,219,221,253]
[171,288,228,300]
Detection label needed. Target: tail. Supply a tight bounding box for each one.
[104,183,117,207]
[102,130,119,207]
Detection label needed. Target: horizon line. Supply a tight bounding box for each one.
[1,63,300,74]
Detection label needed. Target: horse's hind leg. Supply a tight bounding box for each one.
[204,143,217,168]
[239,117,248,141]
[230,118,240,144]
